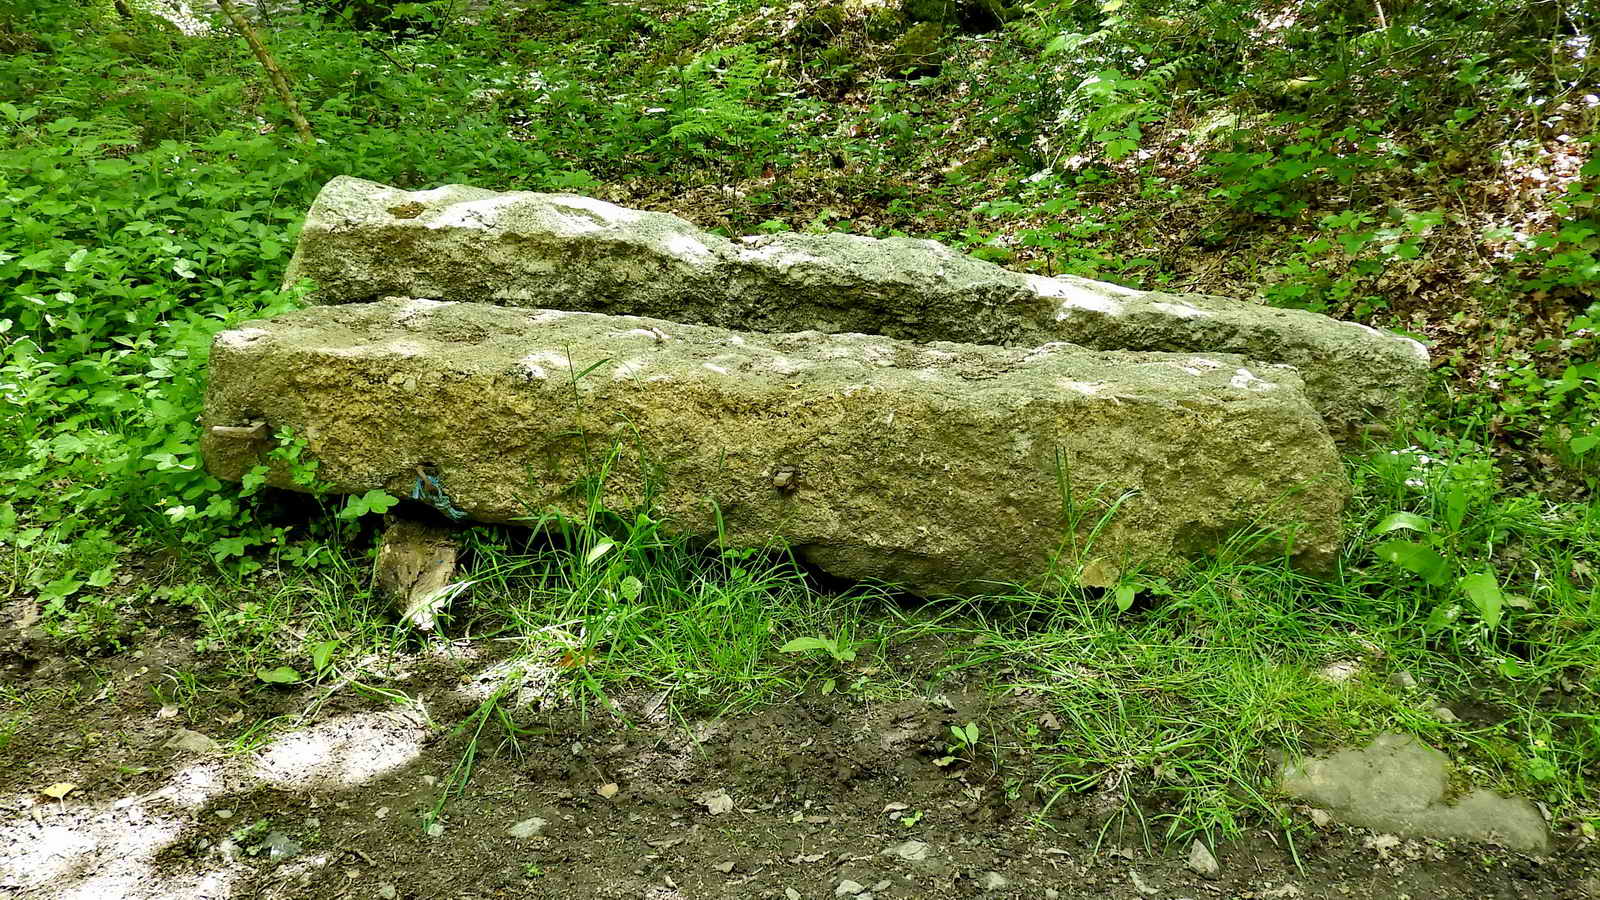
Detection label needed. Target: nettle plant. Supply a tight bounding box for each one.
[1367,448,1524,634]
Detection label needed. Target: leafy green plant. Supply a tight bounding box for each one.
[338,489,400,520]
[310,639,339,675]
[935,721,979,767]
[256,665,303,685]
[778,634,857,664]
[779,632,859,695]
[1492,300,1600,473]
[1366,449,1528,634]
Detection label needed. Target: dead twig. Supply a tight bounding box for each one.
[214,0,315,145]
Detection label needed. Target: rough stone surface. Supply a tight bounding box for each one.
[201,299,1347,595]
[162,729,222,755]
[1279,733,1552,853]
[1187,839,1219,878]
[506,817,547,839]
[283,176,1429,436]
[374,518,459,630]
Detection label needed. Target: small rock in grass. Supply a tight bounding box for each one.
[1317,660,1362,683]
[1388,670,1418,690]
[873,880,891,891]
[714,861,735,874]
[888,839,930,861]
[1045,890,1060,900]
[786,889,802,900]
[1187,838,1220,878]
[377,885,397,900]
[836,879,865,896]
[507,817,546,838]
[163,729,222,755]
[699,789,734,815]
[374,519,459,630]
[1365,833,1402,859]
[1280,733,1551,852]
[1308,808,1333,828]
[980,871,1009,892]
[261,830,300,860]
[1432,705,1459,723]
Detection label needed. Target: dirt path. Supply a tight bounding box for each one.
[2,617,1596,899]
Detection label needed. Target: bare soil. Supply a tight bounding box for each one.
[2,606,1597,900]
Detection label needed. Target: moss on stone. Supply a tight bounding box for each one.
[890,21,945,76]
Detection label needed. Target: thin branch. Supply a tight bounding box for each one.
[215,0,315,145]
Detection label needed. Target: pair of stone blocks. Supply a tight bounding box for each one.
[201,177,1429,594]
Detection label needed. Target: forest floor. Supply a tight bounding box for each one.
[3,601,1598,900]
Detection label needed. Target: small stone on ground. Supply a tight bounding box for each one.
[1279,733,1551,852]
[888,839,930,861]
[1188,838,1220,878]
[162,729,221,755]
[507,817,546,838]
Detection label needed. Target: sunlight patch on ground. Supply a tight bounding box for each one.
[0,794,239,900]
[252,712,427,791]
[0,711,428,899]
[455,657,564,709]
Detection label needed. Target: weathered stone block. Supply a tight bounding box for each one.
[283,176,1429,436]
[202,299,1347,595]
[1281,733,1552,853]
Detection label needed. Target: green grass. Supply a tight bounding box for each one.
[369,434,1596,842]
[452,496,879,714]
[176,437,1587,844]
[7,425,1597,842]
